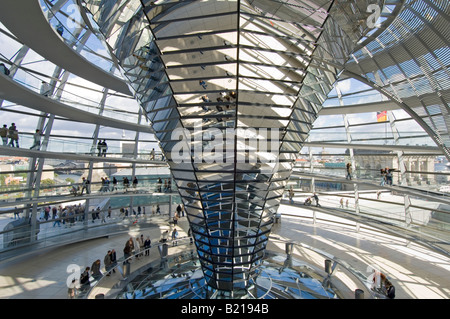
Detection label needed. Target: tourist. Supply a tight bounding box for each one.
[0,124,8,145]
[346,163,352,180]
[29,129,42,150]
[8,123,19,148]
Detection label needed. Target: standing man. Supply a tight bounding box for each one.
[40,81,52,97]
[79,267,91,291]
[8,123,19,147]
[171,228,178,246]
[0,124,8,145]
[104,251,113,276]
[150,148,155,160]
[97,140,102,156]
[101,139,108,157]
[346,163,352,180]
[313,192,321,207]
[157,177,162,192]
[80,177,90,195]
[288,185,294,202]
[30,129,42,150]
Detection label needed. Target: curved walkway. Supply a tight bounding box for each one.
[0,73,150,133]
[301,141,443,154]
[291,171,450,206]
[0,185,175,209]
[0,0,131,95]
[0,145,165,166]
[318,100,401,115]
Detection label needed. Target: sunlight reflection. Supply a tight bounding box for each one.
[385,243,450,272]
[0,276,57,298]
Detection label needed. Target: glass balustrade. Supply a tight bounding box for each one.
[0,133,161,157]
[0,192,181,255]
[292,161,450,195]
[307,131,437,147]
[0,169,174,203]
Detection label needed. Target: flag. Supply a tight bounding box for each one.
[377,111,387,122]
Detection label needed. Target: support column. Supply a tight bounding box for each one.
[130,108,144,215]
[338,86,360,231]
[28,66,64,241]
[387,111,412,227]
[308,147,317,224]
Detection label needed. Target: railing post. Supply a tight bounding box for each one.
[285,242,294,256]
[325,259,332,275]
[355,289,364,299]
[123,262,130,277]
[159,243,168,258]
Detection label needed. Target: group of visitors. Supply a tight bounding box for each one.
[339,197,349,208]
[69,233,155,298]
[346,162,397,186]
[170,204,184,227]
[121,176,139,191]
[1,123,43,150]
[380,167,395,186]
[72,175,143,195]
[118,205,147,220]
[0,77,54,150]
[117,203,181,223]
[97,140,108,157]
[159,226,181,247]
[0,123,20,148]
[0,121,114,156]
[123,235,153,262]
[198,89,237,124]
[99,177,113,192]
[71,249,118,298]
[303,192,321,207]
[156,177,172,192]
[35,203,86,228]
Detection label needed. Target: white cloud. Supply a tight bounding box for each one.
[335,78,352,93]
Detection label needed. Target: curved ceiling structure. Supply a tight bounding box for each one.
[0,0,132,95]
[0,0,448,299]
[343,0,450,159]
